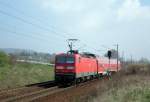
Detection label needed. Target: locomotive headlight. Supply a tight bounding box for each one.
[56,66,64,69]
[66,66,74,69]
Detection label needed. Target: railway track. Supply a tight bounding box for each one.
[0,79,100,102]
[33,79,101,102]
[1,86,59,102]
[0,81,57,102]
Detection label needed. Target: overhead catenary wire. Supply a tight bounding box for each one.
[0,27,65,47]
[0,9,68,40]
[0,11,95,53]
[0,1,72,39]
[0,1,104,53]
[0,1,111,55]
[0,22,66,42]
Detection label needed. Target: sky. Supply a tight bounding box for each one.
[0,0,150,60]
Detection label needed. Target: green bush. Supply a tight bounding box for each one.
[0,51,9,67]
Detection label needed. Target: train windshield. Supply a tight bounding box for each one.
[56,56,66,63]
[66,57,74,63]
[56,56,75,64]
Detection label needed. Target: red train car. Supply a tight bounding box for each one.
[55,52,121,84]
[97,58,121,75]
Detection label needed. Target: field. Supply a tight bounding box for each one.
[0,63,54,89]
[86,64,150,102]
[32,64,150,102]
[0,57,150,102]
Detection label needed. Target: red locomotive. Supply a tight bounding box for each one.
[55,50,121,84]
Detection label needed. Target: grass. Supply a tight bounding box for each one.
[0,59,150,102]
[87,64,150,102]
[0,62,54,89]
[96,78,150,102]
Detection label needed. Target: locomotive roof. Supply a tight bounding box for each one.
[56,53,120,63]
[57,52,97,59]
[80,52,96,58]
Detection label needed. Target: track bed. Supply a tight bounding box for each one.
[0,78,107,102]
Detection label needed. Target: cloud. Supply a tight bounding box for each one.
[36,0,150,28]
[38,0,150,34]
[38,0,118,32]
[40,0,118,13]
[40,0,85,12]
[36,0,150,59]
[117,0,150,21]
[80,12,102,30]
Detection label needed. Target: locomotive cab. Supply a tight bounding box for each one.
[55,53,76,84]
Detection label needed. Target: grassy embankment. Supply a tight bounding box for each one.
[90,65,150,102]
[0,63,54,89]
[81,64,150,102]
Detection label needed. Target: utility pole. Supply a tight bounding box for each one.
[130,55,133,64]
[121,51,125,67]
[117,44,119,72]
[114,44,119,72]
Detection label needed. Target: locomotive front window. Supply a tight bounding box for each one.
[66,57,74,63]
[56,56,66,63]
[56,56,74,64]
